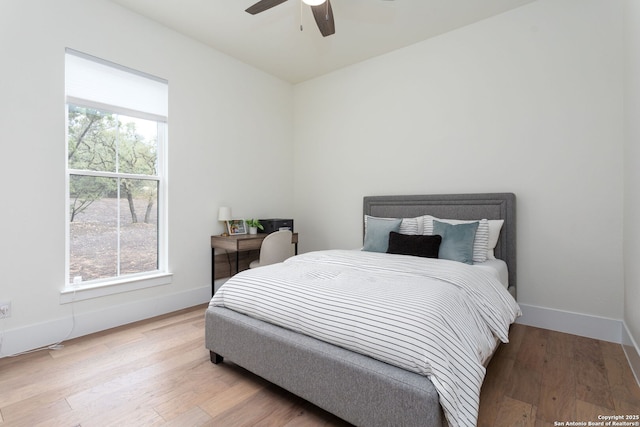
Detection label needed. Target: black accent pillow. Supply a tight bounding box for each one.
[386,232,442,259]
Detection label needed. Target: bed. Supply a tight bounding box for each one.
[205,193,519,427]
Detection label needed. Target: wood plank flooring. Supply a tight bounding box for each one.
[0,305,638,426]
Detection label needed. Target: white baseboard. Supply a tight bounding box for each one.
[517,303,640,386]
[516,303,623,343]
[622,322,640,387]
[3,294,639,388]
[0,285,211,357]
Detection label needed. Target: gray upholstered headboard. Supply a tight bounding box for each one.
[363,193,516,297]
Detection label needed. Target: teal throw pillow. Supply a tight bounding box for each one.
[433,220,479,265]
[363,217,402,253]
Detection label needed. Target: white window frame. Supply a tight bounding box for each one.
[62,50,171,303]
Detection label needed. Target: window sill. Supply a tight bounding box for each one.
[60,272,173,304]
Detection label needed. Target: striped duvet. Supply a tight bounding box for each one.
[210,249,521,427]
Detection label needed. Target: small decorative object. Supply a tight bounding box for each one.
[246,219,264,235]
[218,207,232,236]
[227,219,247,235]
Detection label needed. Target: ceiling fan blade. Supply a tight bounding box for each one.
[245,0,288,15]
[310,0,335,37]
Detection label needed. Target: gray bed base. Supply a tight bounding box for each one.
[205,193,516,427]
[205,306,443,426]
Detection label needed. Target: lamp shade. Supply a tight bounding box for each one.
[303,0,326,5]
[218,207,232,221]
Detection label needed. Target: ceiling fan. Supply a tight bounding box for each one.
[245,0,336,37]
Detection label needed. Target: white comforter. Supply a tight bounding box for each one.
[211,249,521,427]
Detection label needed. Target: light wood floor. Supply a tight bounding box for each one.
[0,305,638,426]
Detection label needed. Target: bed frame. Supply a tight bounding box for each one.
[205,193,516,427]
[364,193,516,296]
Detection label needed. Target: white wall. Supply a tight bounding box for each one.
[293,0,626,322]
[624,0,640,374]
[0,0,634,360]
[0,0,293,355]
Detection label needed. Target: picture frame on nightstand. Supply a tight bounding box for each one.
[227,219,247,235]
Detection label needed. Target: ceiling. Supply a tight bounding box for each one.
[109,0,536,84]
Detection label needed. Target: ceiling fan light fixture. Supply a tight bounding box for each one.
[302,0,326,5]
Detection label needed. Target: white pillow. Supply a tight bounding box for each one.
[422,215,489,263]
[364,215,421,235]
[486,219,505,260]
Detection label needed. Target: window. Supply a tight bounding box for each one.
[65,49,168,292]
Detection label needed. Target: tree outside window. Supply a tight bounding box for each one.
[67,105,163,284]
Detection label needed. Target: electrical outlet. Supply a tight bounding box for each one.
[0,301,11,318]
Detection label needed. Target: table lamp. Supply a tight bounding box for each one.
[218,206,231,236]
